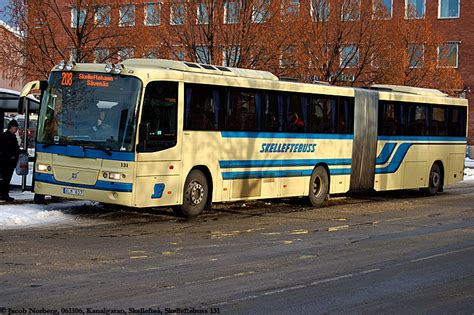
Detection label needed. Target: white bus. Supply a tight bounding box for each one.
[20,59,467,217]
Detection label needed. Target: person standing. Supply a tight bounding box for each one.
[0,119,20,201]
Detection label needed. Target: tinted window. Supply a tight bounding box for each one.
[139,82,178,152]
[378,101,466,137]
[183,83,354,134]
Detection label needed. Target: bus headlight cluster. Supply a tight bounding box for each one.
[104,62,123,74]
[37,163,52,172]
[57,60,76,71]
[103,172,125,180]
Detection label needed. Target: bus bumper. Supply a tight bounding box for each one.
[34,181,133,206]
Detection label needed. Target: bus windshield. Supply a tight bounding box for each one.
[37,72,141,152]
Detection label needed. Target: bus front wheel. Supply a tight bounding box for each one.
[421,163,442,196]
[308,166,329,207]
[175,170,209,218]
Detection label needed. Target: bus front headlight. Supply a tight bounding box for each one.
[37,163,52,172]
[102,172,124,180]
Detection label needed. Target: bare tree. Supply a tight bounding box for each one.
[0,0,130,81]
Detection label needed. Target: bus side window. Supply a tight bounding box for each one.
[226,88,257,131]
[431,106,448,136]
[309,96,335,134]
[139,81,178,152]
[185,84,218,130]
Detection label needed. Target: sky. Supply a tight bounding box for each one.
[0,0,9,22]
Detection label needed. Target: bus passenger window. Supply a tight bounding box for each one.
[431,106,448,136]
[309,97,335,134]
[226,88,257,131]
[139,81,178,152]
[184,84,219,130]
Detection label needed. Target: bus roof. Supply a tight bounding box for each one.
[53,59,467,106]
[122,58,280,81]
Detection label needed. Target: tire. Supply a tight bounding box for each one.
[308,166,329,207]
[421,163,442,196]
[176,170,209,218]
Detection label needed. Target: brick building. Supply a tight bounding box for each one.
[0,20,22,90]
[21,0,474,141]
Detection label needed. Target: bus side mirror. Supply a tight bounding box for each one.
[137,122,150,152]
[18,80,47,114]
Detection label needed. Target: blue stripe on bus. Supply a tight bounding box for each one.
[377,136,466,142]
[219,158,352,168]
[376,143,397,165]
[34,173,133,192]
[222,168,351,180]
[375,143,413,174]
[221,131,354,140]
[36,144,135,161]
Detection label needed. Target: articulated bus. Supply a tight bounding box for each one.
[19,59,467,217]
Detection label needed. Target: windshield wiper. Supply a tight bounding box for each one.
[84,145,112,156]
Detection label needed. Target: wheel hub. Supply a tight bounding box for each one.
[190,181,204,205]
[432,172,440,187]
[313,176,322,196]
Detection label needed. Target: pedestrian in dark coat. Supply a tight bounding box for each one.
[0,119,20,201]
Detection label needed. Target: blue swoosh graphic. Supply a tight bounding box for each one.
[375,143,413,174]
[376,143,397,165]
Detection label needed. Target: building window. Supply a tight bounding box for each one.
[408,44,424,68]
[280,46,297,68]
[70,48,78,62]
[282,0,300,17]
[118,48,134,61]
[95,6,111,27]
[145,3,161,26]
[223,46,241,67]
[224,2,241,24]
[341,0,360,21]
[144,48,159,59]
[197,3,209,24]
[406,0,425,19]
[119,5,135,27]
[438,42,459,68]
[171,1,186,25]
[341,45,359,67]
[95,48,110,63]
[439,0,459,18]
[172,49,186,61]
[71,7,87,28]
[252,0,271,23]
[311,0,329,22]
[373,0,392,19]
[196,46,211,64]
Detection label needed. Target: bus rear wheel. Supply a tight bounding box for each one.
[421,163,442,196]
[174,170,209,218]
[308,166,329,207]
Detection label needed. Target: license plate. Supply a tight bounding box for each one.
[63,188,85,196]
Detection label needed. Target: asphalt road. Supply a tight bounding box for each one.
[1,181,474,314]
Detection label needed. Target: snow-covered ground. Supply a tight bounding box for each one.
[0,191,92,230]
[464,158,474,181]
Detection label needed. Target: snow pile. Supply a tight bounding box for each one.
[465,157,474,169]
[0,199,91,230]
[464,168,474,182]
[0,206,68,228]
